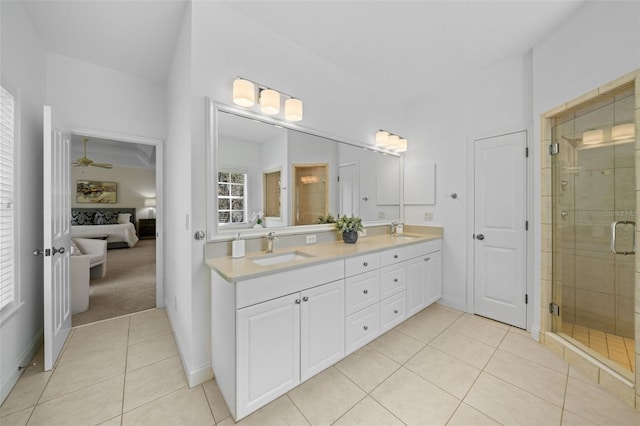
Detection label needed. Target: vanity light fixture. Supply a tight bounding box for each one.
[612,123,635,141]
[232,77,303,121]
[582,129,604,145]
[375,129,408,152]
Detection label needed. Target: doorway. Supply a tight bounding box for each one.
[471,131,528,329]
[69,130,164,325]
[292,164,328,225]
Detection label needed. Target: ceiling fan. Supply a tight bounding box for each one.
[72,138,113,169]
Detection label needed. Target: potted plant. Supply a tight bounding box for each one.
[335,214,363,244]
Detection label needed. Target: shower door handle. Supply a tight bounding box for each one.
[611,220,636,255]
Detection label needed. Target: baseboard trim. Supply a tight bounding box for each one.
[166,308,213,388]
[187,363,214,388]
[438,298,467,312]
[0,328,43,404]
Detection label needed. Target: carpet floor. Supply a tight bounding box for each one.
[72,239,156,326]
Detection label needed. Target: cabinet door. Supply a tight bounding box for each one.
[406,256,427,317]
[301,280,345,381]
[237,293,300,419]
[424,251,442,306]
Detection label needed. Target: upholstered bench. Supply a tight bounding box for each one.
[72,237,107,278]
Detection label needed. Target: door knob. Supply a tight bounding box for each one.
[52,246,65,255]
[33,249,50,256]
[476,234,485,240]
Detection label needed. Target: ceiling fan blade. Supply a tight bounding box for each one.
[91,163,113,169]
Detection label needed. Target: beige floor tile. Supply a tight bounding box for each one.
[202,379,231,423]
[128,309,172,345]
[405,346,480,399]
[429,329,495,369]
[484,349,567,406]
[367,329,424,364]
[40,347,126,402]
[333,396,403,426]
[122,386,214,426]
[499,331,569,374]
[218,396,309,426]
[335,346,400,393]
[561,410,598,426]
[564,378,640,425]
[0,368,52,417]
[371,367,459,426]
[98,416,122,426]
[446,402,500,426]
[27,375,124,426]
[0,406,34,426]
[464,373,562,426]
[415,304,463,328]
[508,326,531,337]
[123,355,187,412]
[394,314,447,344]
[58,326,129,365]
[71,315,130,340]
[287,367,365,425]
[449,315,509,347]
[126,331,178,371]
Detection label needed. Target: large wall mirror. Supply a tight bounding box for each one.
[208,102,401,238]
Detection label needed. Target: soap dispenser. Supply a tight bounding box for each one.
[232,233,245,258]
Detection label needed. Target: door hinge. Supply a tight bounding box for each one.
[525,147,529,157]
[525,294,528,304]
[525,221,529,231]
[549,302,560,316]
[549,143,559,155]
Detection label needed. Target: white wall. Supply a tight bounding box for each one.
[70,166,156,220]
[403,54,532,312]
[0,1,47,403]
[530,1,640,334]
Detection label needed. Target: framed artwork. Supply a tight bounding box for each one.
[76,180,117,204]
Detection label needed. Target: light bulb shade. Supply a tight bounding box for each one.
[232,79,255,107]
[144,198,156,207]
[582,129,603,145]
[612,123,635,141]
[260,89,280,115]
[285,98,303,121]
[375,131,390,147]
[398,138,408,152]
[388,134,400,149]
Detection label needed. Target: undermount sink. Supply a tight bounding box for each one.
[251,251,314,266]
[391,234,418,240]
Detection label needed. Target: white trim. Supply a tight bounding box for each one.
[0,328,43,403]
[466,124,533,329]
[70,127,165,308]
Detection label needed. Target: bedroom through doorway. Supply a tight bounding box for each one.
[69,132,160,326]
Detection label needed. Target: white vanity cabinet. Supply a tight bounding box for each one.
[406,241,442,317]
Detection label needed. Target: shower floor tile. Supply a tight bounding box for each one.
[561,322,635,373]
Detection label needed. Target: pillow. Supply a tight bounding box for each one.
[71,211,95,225]
[118,213,131,224]
[70,241,82,256]
[94,211,119,225]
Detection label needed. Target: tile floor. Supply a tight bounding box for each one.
[561,322,636,373]
[1,305,639,426]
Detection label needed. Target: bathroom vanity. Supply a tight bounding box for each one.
[206,232,442,421]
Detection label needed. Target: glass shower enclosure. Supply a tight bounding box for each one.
[551,85,636,373]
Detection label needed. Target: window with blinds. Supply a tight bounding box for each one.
[0,85,15,311]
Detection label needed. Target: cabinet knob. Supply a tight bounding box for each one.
[363,325,368,331]
[394,309,399,314]
[394,254,398,259]
[424,257,430,262]
[393,278,398,283]
[363,289,368,294]
[363,262,368,267]
[295,299,301,304]
[302,296,309,302]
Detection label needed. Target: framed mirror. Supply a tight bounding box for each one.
[207,101,401,239]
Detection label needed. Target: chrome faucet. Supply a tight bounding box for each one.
[266,232,278,253]
[390,222,399,236]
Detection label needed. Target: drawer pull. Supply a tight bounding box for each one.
[295,299,301,304]
[424,257,430,262]
[394,254,399,259]
[363,325,369,331]
[394,309,399,314]
[302,296,309,302]
[363,289,369,294]
[393,278,398,283]
[363,262,368,267]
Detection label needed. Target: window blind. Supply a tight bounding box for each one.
[0,85,15,311]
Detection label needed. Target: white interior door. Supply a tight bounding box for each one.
[338,162,359,217]
[473,131,527,328]
[43,105,72,370]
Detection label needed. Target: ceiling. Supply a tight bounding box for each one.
[70,135,156,169]
[23,1,584,102]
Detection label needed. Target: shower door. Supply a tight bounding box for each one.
[551,86,636,371]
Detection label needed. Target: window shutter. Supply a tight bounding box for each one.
[0,85,15,311]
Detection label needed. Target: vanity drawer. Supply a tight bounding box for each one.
[345,270,380,315]
[345,252,381,277]
[380,247,407,267]
[404,240,442,260]
[380,291,406,333]
[380,264,406,299]
[345,304,380,354]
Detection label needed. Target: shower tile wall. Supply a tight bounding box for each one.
[553,89,636,339]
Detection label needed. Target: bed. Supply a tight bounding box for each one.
[71,208,139,249]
